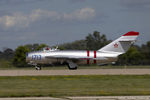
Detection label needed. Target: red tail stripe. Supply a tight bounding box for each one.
[123,31,139,36]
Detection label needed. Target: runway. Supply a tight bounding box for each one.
[0,96,150,100]
[0,69,150,76]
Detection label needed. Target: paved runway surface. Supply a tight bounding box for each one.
[0,69,150,76]
[1,96,150,100]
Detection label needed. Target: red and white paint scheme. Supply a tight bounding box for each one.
[26,31,139,70]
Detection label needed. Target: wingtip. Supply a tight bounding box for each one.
[123,31,139,36]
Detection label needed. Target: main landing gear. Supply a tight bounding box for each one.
[67,60,78,70]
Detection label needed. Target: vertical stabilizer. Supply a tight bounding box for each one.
[98,31,139,54]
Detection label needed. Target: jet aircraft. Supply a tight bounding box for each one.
[26,31,139,70]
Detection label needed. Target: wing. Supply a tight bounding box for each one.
[45,55,110,70]
[45,55,83,70]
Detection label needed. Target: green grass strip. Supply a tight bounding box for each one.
[0,75,150,97]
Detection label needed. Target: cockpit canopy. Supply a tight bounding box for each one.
[42,47,58,52]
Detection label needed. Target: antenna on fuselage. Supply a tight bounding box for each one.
[55,46,58,50]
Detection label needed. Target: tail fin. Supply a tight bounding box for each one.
[98,31,139,54]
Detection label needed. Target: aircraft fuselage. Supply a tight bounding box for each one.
[26,50,118,65]
[26,31,139,70]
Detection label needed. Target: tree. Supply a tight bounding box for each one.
[0,48,14,60]
[35,44,48,51]
[139,41,150,65]
[86,31,111,50]
[25,43,48,51]
[59,31,111,50]
[117,46,143,65]
[59,40,87,50]
[13,46,30,67]
[3,48,14,59]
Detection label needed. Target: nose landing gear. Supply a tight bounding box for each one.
[35,65,41,70]
[28,61,42,70]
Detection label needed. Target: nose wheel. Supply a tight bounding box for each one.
[35,65,41,70]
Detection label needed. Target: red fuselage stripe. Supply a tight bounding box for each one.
[87,50,90,64]
[87,50,89,57]
[94,50,96,64]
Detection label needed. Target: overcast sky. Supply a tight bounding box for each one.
[0,0,149,50]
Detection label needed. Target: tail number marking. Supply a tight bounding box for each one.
[32,55,42,60]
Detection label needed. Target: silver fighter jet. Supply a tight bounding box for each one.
[26,31,139,70]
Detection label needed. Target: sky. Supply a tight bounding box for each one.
[0,0,150,50]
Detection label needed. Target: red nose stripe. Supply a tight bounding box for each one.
[123,31,139,36]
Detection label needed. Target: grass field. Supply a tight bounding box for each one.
[0,75,150,97]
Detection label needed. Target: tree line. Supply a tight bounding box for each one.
[0,31,149,67]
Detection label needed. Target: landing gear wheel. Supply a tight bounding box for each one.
[67,64,77,70]
[69,67,77,70]
[35,66,41,70]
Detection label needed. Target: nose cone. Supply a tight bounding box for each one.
[26,52,28,57]
[26,53,31,63]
